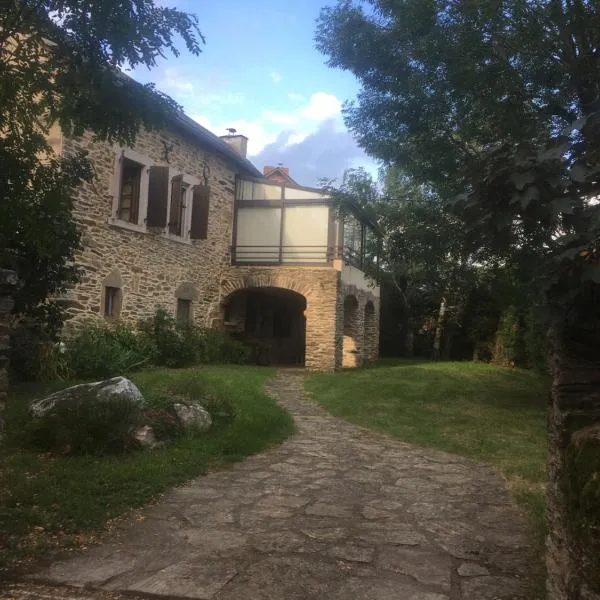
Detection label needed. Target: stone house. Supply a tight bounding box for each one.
[51,111,380,371]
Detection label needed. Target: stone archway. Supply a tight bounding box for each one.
[343,295,361,368]
[363,301,377,364]
[223,287,306,366]
[217,269,340,371]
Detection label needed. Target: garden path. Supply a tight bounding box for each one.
[13,370,535,599]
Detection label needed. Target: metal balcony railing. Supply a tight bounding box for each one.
[232,245,334,265]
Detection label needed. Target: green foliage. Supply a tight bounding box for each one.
[1,0,204,380]
[138,307,251,368]
[138,308,197,368]
[524,306,549,373]
[492,306,522,367]
[24,394,142,456]
[65,322,150,379]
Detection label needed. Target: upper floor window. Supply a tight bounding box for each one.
[118,159,142,223]
[112,149,210,242]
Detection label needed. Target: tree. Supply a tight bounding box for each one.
[1,1,203,378]
[317,2,600,597]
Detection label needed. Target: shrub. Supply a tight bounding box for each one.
[524,306,549,373]
[138,308,251,368]
[196,328,252,365]
[65,322,149,379]
[138,308,198,368]
[492,306,525,367]
[25,392,142,455]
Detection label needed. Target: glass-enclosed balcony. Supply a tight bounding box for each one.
[232,177,379,268]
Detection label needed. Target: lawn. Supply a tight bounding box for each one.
[305,360,548,563]
[0,366,293,573]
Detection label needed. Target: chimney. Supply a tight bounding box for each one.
[219,127,248,158]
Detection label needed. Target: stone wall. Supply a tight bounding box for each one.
[217,266,342,372]
[546,309,600,600]
[340,281,380,368]
[0,269,18,436]
[59,126,241,329]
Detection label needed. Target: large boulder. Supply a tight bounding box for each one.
[173,402,212,433]
[30,376,145,418]
[28,377,146,455]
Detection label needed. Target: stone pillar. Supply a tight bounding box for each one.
[546,302,600,600]
[0,269,18,437]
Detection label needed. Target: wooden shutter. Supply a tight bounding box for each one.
[169,174,184,235]
[146,166,169,227]
[190,185,210,240]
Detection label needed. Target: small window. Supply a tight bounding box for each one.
[169,175,187,237]
[119,158,142,223]
[104,286,120,318]
[176,298,192,325]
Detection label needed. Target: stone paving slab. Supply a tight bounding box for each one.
[20,370,535,599]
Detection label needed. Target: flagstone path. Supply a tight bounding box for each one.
[13,370,536,599]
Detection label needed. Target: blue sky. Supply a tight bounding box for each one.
[131,0,378,185]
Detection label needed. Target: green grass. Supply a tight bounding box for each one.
[306,360,548,578]
[0,366,293,573]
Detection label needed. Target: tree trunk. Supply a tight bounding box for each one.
[404,324,415,357]
[546,287,600,600]
[432,296,447,360]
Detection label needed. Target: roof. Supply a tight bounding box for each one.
[264,166,298,186]
[174,113,262,178]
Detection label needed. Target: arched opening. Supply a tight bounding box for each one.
[343,295,360,368]
[364,301,376,364]
[223,287,307,366]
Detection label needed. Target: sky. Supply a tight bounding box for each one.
[131,0,378,186]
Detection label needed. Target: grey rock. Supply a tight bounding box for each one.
[461,575,527,599]
[133,425,159,450]
[29,376,145,418]
[457,562,491,577]
[173,402,212,432]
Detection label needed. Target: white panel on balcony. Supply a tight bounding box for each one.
[237,180,282,201]
[284,187,328,200]
[235,208,281,262]
[282,205,329,263]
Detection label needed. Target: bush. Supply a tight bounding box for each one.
[138,307,251,368]
[492,306,525,367]
[25,393,142,455]
[65,322,150,379]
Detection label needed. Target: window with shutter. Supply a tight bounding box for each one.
[146,166,170,228]
[118,159,142,223]
[169,174,185,236]
[190,185,210,240]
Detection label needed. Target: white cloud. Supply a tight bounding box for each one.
[270,71,282,84]
[300,92,342,122]
[188,91,372,185]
